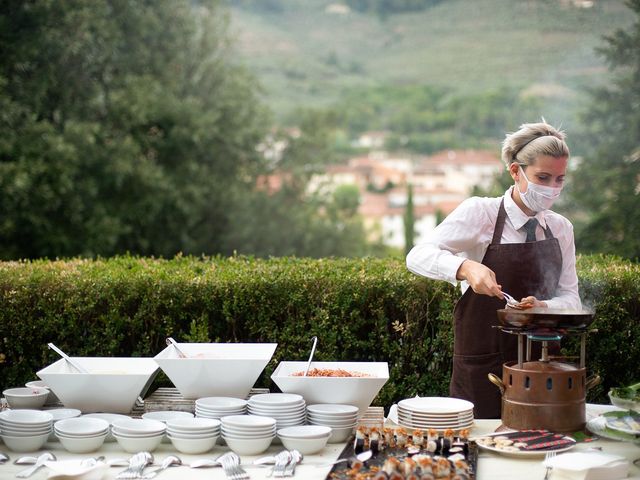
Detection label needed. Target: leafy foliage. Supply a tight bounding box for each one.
[0,0,268,259]
[0,255,638,406]
[569,0,640,260]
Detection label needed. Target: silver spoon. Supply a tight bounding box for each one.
[166,337,188,358]
[15,452,56,478]
[14,456,38,465]
[0,452,9,464]
[283,449,303,476]
[142,455,182,479]
[304,336,318,376]
[189,458,219,469]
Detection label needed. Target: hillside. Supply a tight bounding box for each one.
[226,0,632,121]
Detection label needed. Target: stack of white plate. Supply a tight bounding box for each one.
[142,410,194,444]
[55,417,109,453]
[111,418,166,453]
[166,417,221,454]
[195,397,247,419]
[247,393,306,429]
[221,414,276,455]
[0,410,53,452]
[306,404,359,443]
[397,397,474,430]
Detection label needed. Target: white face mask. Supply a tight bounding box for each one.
[517,166,563,212]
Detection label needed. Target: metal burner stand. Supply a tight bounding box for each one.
[489,326,600,433]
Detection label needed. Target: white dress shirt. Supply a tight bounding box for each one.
[406,187,581,310]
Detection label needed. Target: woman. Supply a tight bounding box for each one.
[406,121,581,419]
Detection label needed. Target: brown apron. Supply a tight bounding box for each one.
[449,199,563,418]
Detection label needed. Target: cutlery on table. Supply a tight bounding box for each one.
[543,451,556,480]
[141,455,182,479]
[15,452,56,478]
[0,452,9,464]
[115,452,154,479]
[271,450,292,477]
[282,450,302,477]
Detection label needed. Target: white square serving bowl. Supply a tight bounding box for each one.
[154,342,277,400]
[37,357,159,414]
[270,361,389,417]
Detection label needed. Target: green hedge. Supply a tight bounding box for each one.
[0,254,638,407]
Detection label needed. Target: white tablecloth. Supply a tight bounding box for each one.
[1,405,639,479]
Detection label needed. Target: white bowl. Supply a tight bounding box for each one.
[249,393,304,406]
[154,342,277,399]
[223,435,273,455]
[221,415,277,429]
[0,409,53,425]
[196,397,248,410]
[112,432,164,453]
[54,417,110,436]
[277,425,332,439]
[0,427,51,437]
[57,432,107,453]
[0,432,50,452]
[168,434,218,454]
[3,387,49,409]
[166,417,221,431]
[111,418,166,435]
[278,432,331,455]
[307,404,359,416]
[271,361,389,418]
[45,408,82,421]
[37,357,159,413]
[26,381,60,404]
[141,411,194,422]
[82,413,130,442]
[221,427,276,438]
[324,424,355,443]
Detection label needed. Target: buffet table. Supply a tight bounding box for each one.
[1,406,640,479]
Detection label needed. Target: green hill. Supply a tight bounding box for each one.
[226,0,632,120]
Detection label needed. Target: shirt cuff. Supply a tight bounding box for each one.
[439,255,467,286]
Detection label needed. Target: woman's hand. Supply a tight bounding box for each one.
[518,296,548,308]
[456,260,503,298]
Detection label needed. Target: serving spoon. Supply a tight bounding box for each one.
[304,336,318,376]
[47,343,89,373]
[166,337,188,358]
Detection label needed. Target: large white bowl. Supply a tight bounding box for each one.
[154,342,277,400]
[37,357,159,413]
[271,361,389,417]
[3,387,49,409]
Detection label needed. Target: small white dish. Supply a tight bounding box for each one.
[44,459,109,480]
[57,432,107,453]
[0,432,50,452]
[111,418,166,435]
[2,387,49,409]
[221,415,277,429]
[141,410,194,422]
[278,432,331,455]
[168,434,218,454]
[306,404,359,416]
[277,425,332,439]
[0,409,53,425]
[112,432,164,453]
[26,380,60,404]
[224,434,273,455]
[55,417,110,436]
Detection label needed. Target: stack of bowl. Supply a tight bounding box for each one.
[111,418,166,453]
[248,393,306,430]
[195,397,247,419]
[221,415,276,455]
[306,404,358,443]
[54,417,109,453]
[142,411,194,444]
[166,417,221,454]
[83,413,131,442]
[0,410,53,452]
[45,408,82,441]
[26,380,60,405]
[277,425,332,455]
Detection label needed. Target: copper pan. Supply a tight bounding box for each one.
[497,308,595,329]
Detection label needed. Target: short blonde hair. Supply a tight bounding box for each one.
[501,121,569,168]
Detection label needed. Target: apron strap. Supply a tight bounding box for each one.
[492,198,557,242]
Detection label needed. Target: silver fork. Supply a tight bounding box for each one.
[217,452,240,480]
[116,452,154,479]
[543,451,557,480]
[271,450,291,478]
[227,452,249,480]
[282,450,302,477]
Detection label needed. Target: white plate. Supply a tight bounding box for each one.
[604,414,640,435]
[586,416,639,442]
[398,397,474,414]
[475,431,576,458]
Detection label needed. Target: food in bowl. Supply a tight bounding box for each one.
[291,368,371,377]
[609,381,640,410]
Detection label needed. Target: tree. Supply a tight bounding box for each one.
[569,0,640,259]
[0,0,268,259]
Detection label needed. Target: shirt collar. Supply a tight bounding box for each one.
[504,186,548,229]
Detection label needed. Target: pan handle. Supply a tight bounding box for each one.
[586,374,601,391]
[488,373,505,395]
